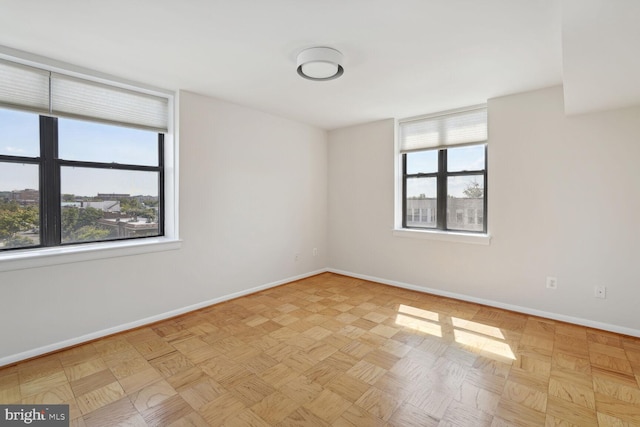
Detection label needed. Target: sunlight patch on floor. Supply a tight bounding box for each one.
[453,329,516,360]
[395,313,443,337]
[394,304,515,360]
[451,317,505,339]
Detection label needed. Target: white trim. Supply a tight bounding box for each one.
[170,93,180,239]
[0,238,182,272]
[327,268,640,338]
[393,228,491,245]
[398,103,487,125]
[393,120,402,230]
[0,269,327,367]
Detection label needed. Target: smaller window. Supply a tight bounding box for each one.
[399,106,487,234]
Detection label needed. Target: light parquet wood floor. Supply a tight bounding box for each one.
[1,273,640,426]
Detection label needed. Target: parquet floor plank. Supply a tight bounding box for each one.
[1,272,639,426]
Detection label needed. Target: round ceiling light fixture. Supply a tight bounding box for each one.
[296,47,344,81]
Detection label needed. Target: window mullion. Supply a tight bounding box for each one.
[437,149,447,230]
[447,170,484,177]
[57,159,161,172]
[0,155,40,164]
[39,116,60,246]
[402,153,407,228]
[158,134,165,236]
[483,144,488,233]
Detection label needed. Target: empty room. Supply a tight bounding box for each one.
[1,0,639,426]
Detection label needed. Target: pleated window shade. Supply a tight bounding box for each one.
[399,107,487,152]
[0,59,50,114]
[0,58,168,132]
[51,74,168,132]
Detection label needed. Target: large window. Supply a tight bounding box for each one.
[0,57,170,253]
[399,106,487,234]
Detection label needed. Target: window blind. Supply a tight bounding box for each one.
[51,74,168,132]
[0,59,50,114]
[0,58,168,132]
[399,106,487,153]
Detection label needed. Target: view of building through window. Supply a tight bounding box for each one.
[405,177,485,232]
[1,189,160,248]
[0,108,162,250]
[403,144,486,233]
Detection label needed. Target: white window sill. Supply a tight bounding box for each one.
[0,237,182,273]
[393,228,491,245]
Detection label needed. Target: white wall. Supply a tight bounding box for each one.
[0,90,328,363]
[328,86,640,334]
[3,84,639,363]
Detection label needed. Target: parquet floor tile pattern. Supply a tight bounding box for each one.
[2,273,640,426]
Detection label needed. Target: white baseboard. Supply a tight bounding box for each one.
[4,267,638,367]
[0,269,327,367]
[328,268,640,338]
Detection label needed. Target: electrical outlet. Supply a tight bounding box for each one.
[595,286,606,299]
[294,253,300,262]
[313,248,318,256]
[546,276,558,290]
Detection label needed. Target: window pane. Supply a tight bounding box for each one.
[447,144,485,172]
[58,118,158,166]
[61,167,160,244]
[406,177,437,227]
[0,162,40,249]
[406,150,437,174]
[447,175,484,231]
[0,108,40,157]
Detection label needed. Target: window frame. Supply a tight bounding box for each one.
[401,144,488,233]
[395,105,490,244]
[0,48,179,271]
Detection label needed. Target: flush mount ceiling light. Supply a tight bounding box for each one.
[296,47,344,81]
